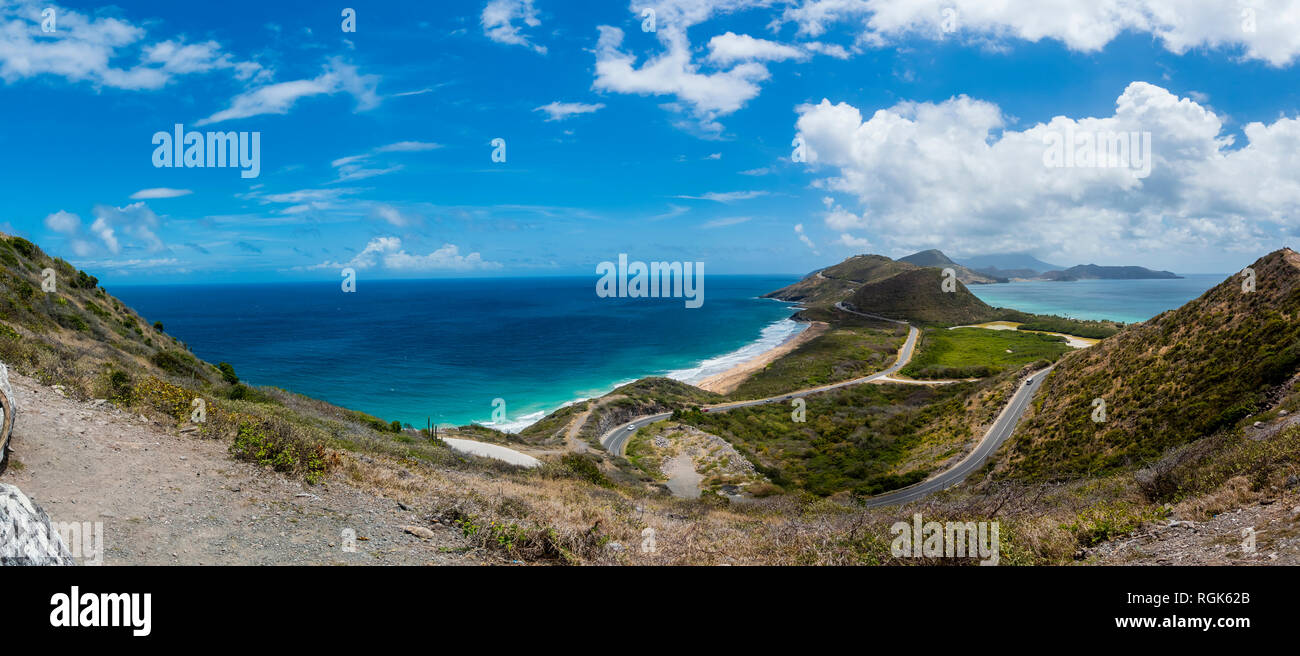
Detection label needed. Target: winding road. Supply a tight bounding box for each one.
[599,302,1053,507]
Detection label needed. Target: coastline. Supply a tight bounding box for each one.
[694,321,829,394]
[481,315,820,433]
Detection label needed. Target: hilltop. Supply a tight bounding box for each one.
[846,267,999,324]
[898,249,1005,284]
[1004,248,1300,479]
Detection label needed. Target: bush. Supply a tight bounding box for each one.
[134,376,193,422]
[153,321,164,332]
[107,369,134,404]
[230,420,335,484]
[218,362,239,385]
[8,237,39,260]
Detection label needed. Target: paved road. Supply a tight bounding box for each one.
[600,303,1053,507]
[862,366,1052,507]
[600,312,919,456]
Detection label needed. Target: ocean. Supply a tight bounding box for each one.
[111,276,802,431]
[110,272,1227,432]
[968,274,1228,324]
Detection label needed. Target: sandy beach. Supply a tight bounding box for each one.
[694,321,829,394]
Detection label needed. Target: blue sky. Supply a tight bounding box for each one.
[4,0,1300,283]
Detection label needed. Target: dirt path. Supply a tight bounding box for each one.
[1,371,480,565]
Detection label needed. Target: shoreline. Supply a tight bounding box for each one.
[480,314,820,433]
[694,321,829,394]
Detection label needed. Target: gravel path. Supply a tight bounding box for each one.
[1,371,480,565]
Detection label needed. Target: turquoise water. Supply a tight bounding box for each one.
[969,274,1227,324]
[111,276,800,431]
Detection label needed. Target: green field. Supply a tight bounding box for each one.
[901,328,1070,379]
[728,324,907,400]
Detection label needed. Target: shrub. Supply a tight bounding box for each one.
[218,362,239,385]
[107,369,134,404]
[8,237,39,260]
[153,321,164,332]
[230,419,336,484]
[133,376,193,422]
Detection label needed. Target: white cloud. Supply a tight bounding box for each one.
[0,1,263,89]
[674,190,769,202]
[130,188,192,200]
[702,216,752,228]
[594,24,770,134]
[706,32,808,65]
[198,58,379,125]
[535,101,607,121]
[795,223,819,254]
[371,205,422,228]
[43,210,80,234]
[482,0,547,54]
[838,233,872,249]
[374,141,442,152]
[309,237,501,272]
[795,81,1300,262]
[780,0,1300,67]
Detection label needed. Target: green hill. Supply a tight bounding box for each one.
[1004,248,1300,479]
[846,267,999,324]
[763,255,914,307]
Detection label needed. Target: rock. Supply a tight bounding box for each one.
[0,483,77,566]
[1253,421,1264,428]
[403,525,434,540]
[1280,410,1290,417]
[605,541,624,552]
[1290,505,1300,518]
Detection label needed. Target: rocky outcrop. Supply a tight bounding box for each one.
[1,483,76,566]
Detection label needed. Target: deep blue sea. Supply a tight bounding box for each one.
[969,274,1227,324]
[110,272,1228,431]
[111,276,801,431]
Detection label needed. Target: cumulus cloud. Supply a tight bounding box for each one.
[198,58,379,125]
[535,101,606,121]
[706,32,808,65]
[779,0,1300,66]
[594,24,770,134]
[0,1,263,89]
[795,81,1300,261]
[482,0,547,54]
[309,237,501,272]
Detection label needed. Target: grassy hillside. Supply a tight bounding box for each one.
[847,267,999,324]
[0,234,471,483]
[763,255,915,307]
[1004,249,1300,479]
[727,323,907,400]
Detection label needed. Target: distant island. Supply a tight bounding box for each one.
[894,249,1183,283]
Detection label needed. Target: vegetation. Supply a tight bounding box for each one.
[676,382,985,496]
[902,328,1070,379]
[728,324,906,399]
[1006,249,1300,479]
